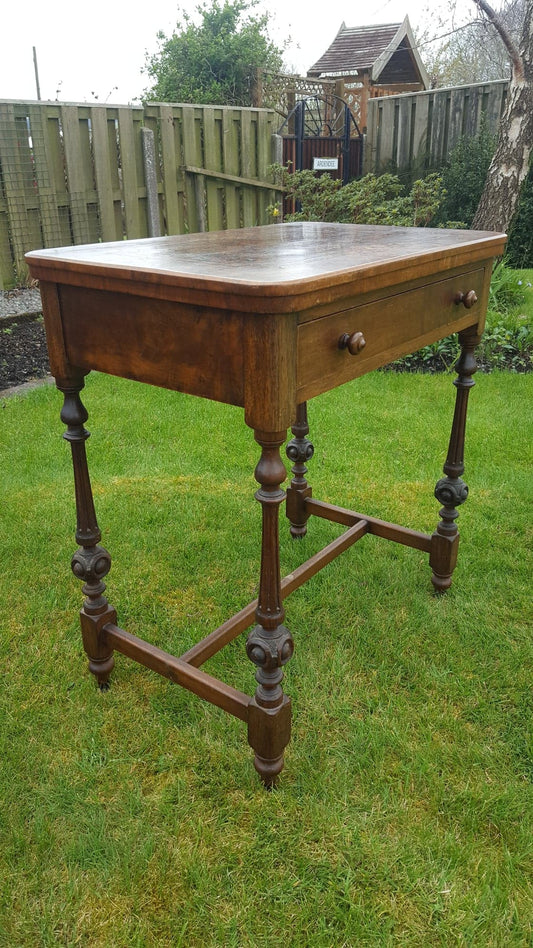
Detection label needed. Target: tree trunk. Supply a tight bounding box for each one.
[472,0,533,233]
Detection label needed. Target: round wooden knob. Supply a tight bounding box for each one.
[455,290,478,309]
[338,331,366,355]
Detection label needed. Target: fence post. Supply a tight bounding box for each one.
[141,127,161,238]
[271,134,283,166]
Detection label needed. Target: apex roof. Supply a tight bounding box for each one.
[307,16,429,87]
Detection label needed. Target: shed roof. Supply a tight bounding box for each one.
[307,16,429,87]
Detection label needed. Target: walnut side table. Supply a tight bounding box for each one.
[27,222,506,786]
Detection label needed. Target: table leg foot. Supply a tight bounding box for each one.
[247,694,292,788]
[79,597,116,689]
[430,505,462,593]
[429,328,480,592]
[286,402,314,539]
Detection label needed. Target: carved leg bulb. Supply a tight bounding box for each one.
[59,378,116,687]
[247,431,293,787]
[285,402,314,538]
[430,328,480,592]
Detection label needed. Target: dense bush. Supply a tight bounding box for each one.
[432,121,496,228]
[506,164,533,268]
[143,0,284,106]
[270,167,444,227]
[430,123,532,268]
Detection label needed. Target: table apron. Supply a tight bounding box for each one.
[56,284,245,407]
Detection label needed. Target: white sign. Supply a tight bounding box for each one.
[313,157,339,171]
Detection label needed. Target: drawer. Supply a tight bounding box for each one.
[297,268,487,401]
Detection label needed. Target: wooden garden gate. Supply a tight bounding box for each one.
[280,94,363,185]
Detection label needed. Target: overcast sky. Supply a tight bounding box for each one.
[0,0,477,104]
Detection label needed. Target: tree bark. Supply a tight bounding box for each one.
[472,0,533,233]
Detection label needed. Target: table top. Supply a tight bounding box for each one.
[27,222,507,430]
[26,223,506,313]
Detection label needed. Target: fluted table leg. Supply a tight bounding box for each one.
[58,375,116,687]
[246,430,293,787]
[430,327,481,592]
[285,402,314,539]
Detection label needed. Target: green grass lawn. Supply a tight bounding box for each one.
[1,370,532,946]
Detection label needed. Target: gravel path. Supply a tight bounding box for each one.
[0,287,50,392]
[0,287,43,318]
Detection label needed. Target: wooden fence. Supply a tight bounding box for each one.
[363,79,509,177]
[0,100,281,287]
[0,81,511,286]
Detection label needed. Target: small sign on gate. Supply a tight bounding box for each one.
[313,157,339,170]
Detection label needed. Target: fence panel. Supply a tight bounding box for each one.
[0,100,281,287]
[203,107,223,232]
[42,107,73,246]
[0,101,152,285]
[60,105,94,244]
[28,105,63,248]
[448,88,466,155]
[240,109,255,227]
[145,102,280,236]
[485,82,507,129]
[364,79,509,177]
[0,104,35,281]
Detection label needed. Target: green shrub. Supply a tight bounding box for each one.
[428,123,532,268]
[387,265,532,374]
[488,259,528,313]
[506,163,533,268]
[432,120,496,228]
[270,166,444,227]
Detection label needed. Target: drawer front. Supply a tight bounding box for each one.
[297,268,487,401]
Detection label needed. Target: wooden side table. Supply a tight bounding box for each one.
[27,222,506,785]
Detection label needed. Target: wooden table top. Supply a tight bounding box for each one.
[26,223,506,314]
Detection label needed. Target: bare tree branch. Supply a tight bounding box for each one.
[472,0,524,76]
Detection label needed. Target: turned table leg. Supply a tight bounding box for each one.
[58,376,116,687]
[285,402,314,539]
[430,327,481,592]
[246,430,293,787]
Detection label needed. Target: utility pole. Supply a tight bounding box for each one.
[33,47,41,100]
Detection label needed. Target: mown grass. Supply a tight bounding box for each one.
[1,370,532,946]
